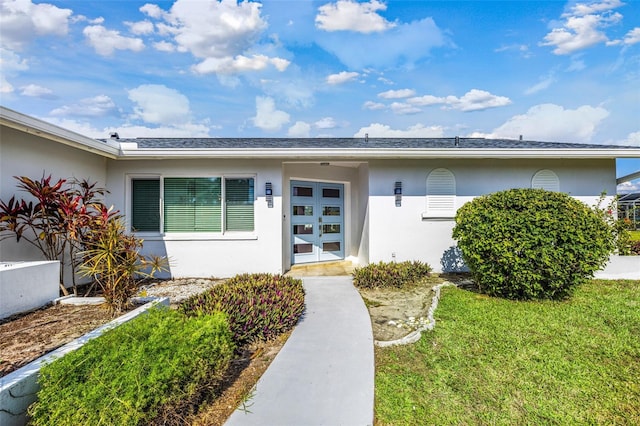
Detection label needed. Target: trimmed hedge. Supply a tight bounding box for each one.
[353,260,432,289]
[180,273,305,345]
[452,188,614,300]
[29,308,234,425]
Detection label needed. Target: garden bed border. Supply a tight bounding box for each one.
[0,297,169,426]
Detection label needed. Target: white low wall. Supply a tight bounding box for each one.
[0,297,170,426]
[595,255,640,280]
[0,261,60,320]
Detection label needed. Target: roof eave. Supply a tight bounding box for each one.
[0,106,120,159]
[118,148,640,160]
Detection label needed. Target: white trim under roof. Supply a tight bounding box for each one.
[0,106,120,159]
[117,147,640,160]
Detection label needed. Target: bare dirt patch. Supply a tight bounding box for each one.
[358,274,472,342]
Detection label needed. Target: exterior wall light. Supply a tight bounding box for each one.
[394,181,402,207]
[265,182,273,208]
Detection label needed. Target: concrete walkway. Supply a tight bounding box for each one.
[225,276,374,426]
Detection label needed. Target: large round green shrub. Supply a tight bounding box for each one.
[452,188,614,300]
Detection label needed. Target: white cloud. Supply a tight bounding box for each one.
[363,101,385,110]
[42,117,212,139]
[617,180,640,194]
[483,103,609,142]
[0,47,29,91]
[153,41,175,52]
[141,0,288,76]
[125,20,155,35]
[110,123,212,138]
[0,0,72,50]
[20,84,56,99]
[524,74,556,95]
[83,25,145,56]
[128,84,191,125]
[566,56,586,71]
[192,54,290,75]
[315,117,337,129]
[72,15,104,25]
[408,89,511,112]
[494,44,532,58]
[447,89,512,112]
[620,130,640,146]
[288,121,311,137]
[316,16,447,69]
[316,0,396,33]
[1,76,14,93]
[140,3,166,20]
[407,94,445,106]
[354,123,445,138]
[251,96,290,131]
[623,27,640,45]
[378,89,415,99]
[390,102,421,115]
[326,71,360,85]
[50,95,116,117]
[570,0,623,16]
[541,0,625,55]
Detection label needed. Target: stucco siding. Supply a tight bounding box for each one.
[106,159,283,278]
[0,126,107,271]
[366,158,616,272]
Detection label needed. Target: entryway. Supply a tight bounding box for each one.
[291,180,344,265]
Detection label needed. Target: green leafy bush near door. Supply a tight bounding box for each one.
[29,308,234,426]
[353,261,433,289]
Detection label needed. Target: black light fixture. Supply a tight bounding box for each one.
[394,181,402,207]
[265,182,273,208]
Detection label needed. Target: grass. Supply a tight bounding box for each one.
[375,279,640,425]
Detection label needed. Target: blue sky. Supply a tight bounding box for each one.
[1,0,639,189]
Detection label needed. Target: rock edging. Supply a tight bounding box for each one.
[374,282,455,348]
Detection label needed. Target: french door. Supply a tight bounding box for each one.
[291,180,344,264]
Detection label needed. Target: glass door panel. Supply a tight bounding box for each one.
[291,180,344,264]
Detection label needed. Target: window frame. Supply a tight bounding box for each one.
[127,174,257,240]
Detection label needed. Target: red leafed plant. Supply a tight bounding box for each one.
[0,174,167,308]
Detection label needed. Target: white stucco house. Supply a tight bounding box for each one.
[2,106,639,280]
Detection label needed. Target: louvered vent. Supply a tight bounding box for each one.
[426,168,456,216]
[532,169,559,192]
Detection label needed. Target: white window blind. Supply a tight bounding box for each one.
[532,169,559,192]
[425,168,456,217]
[225,178,255,232]
[164,178,222,232]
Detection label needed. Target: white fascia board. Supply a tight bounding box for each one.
[0,106,119,159]
[118,147,640,160]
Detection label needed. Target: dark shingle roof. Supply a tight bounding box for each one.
[105,137,635,150]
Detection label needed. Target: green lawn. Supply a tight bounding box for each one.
[375,280,640,425]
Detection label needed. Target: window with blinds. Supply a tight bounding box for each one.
[131,179,160,232]
[164,178,222,232]
[130,176,255,234]
[531,169,559,191]
[425,168,456,218]
[225,178,255,231]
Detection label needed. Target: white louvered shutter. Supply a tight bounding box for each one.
[426,168,456,216]
[531,169,559,192]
